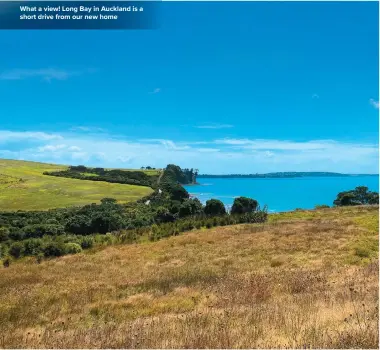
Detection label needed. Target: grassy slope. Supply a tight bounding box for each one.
[0,206,378,348]
[0,159,153,211]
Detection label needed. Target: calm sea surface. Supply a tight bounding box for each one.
[184,176,379,212]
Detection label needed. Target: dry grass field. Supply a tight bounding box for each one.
[0,206,378,348]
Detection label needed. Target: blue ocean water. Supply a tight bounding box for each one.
[184,176,379,213]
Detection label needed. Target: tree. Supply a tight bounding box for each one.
[231,197,258,215]
[179,198,203,218]
[91,213,125,234]
[162,182,189,202]
[9,242,24,258]
[333,186,379,206]
[43,242,66,257]
[204,199,226,216]
[0,227,9,242]
[65,215,92,235]
[155,206,176,223]
[100,198,117,205]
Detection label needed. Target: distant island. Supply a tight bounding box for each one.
[197,172,379,179]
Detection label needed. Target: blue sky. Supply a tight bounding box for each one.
[0,1,378,173]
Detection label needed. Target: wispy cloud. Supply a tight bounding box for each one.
[70,126,106,133]
[38,144,67,152]
[141,139,190,150]
[0,68,94,82]
[214,138,347,150]
[0,130,377,174]
[38,144,81,152]
[312,93,319,99]
[149,88,161,94]
[369,98,379,109]
[195,123,234,129]
[0,131,62,143]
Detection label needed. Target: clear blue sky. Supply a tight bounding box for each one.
[0,1,378,173]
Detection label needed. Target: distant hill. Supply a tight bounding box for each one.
[0,159,153,211]
[197,172,379,179]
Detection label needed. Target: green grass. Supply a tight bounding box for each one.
[79,172,99,177]
[121,168,161,176]
[0,159,153,211]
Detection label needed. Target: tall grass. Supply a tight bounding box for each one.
[0,205,378,348]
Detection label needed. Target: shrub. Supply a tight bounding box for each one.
[179,198,203,218]
[80,236,94,249]
[204,199,226,216]
[315,204,330,209]
[24,224,65,238]
[3,257,10,268]
[8,229,24,241]
[64,243,83,254]
[43,242,66,257]
[334,186,379,206]
[354,246,371,258]
[65,215,92,235]
[231,197,258,215]
[0,227,9,242]
[23,238,43,256]
[36,253,43,264]
[9,242,25,258]
[155,207,176,223]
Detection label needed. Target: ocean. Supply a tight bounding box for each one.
[184,176,379,213]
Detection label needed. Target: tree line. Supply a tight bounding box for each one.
[44,164,198,188]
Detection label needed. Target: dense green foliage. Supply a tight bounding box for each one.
[333,186,379,206]
[160,164,198,184]
[44,166,158,188]
[231,197,258,214]
[0,162,266,263]
[204,199,227,216]
[44,164,198,189]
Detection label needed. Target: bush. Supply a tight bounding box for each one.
[155,207,176,223]
[8,229,24,241]
[315,204,330,209]
[231,197,258,215]
[23,238,43,256]
[0,227,9,242]
[24,224,65,238]
[179,198,203,218]
[64,243,83,254]
[3,257,10,268]
[43,242,66,257]
[65,215,92,235]
[9,242,24,258]
[334,186,379,206]
[80,236,94,249]
[204,199,226,216]
[354,246,371,258]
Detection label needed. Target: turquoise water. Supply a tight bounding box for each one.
[184,176,379,212]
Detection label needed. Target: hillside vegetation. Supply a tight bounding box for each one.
[0,205,378,348]
[0,159,153,211]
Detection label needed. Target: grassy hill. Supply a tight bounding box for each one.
[0,205,378,348]
[0,159,153,211]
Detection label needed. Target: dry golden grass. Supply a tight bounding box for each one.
[0,206,378,348]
